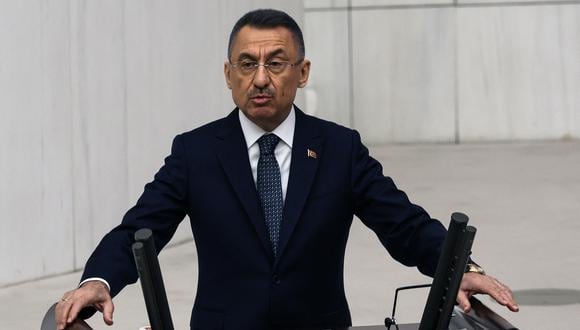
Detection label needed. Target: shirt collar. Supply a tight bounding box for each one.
[238,106,295,149]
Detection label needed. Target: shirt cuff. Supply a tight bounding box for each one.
[79,277,111,292]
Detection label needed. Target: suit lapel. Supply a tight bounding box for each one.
[276,108,323,262]
[214,109,274,261]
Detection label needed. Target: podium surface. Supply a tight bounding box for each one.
[347,297,517,330]
[43,297,517,330]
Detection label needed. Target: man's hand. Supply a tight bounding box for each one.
[457,272,519,313]
[55,280,114,330]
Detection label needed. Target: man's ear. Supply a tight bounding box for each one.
[224,61,232,89]
[298,59,311,88]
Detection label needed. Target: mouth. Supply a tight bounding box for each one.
[250,94,272,106]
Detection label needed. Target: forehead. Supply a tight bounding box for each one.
[230,26,297,58]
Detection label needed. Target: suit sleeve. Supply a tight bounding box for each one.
[350,130,446,277]
[81,134,189,297]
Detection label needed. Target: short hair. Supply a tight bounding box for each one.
[228,9,305,61]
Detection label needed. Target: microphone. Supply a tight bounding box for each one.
[384,284,432,330]
[384,316,396,328]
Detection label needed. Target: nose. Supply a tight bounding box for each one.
[252,65,271,89]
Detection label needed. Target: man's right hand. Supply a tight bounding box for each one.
[55,280,114,330]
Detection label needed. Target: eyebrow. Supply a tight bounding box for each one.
[236,48,288,61]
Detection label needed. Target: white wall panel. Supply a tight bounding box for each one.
[304,11,352,126]
[352,9,456,143]
[38,0,76,279]
[457,5,580,141]
[0,1,74,285]
[69,0,131,266]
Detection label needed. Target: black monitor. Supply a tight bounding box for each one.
[132,228,174,330]
[419,212,476,330]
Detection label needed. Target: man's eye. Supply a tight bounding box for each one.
[240,61,257,69]
[268,61,284,69]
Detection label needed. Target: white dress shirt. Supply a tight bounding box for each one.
[80,107,296,291]
[238,107,295,201]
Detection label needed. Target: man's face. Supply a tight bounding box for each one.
[224,26,310,131]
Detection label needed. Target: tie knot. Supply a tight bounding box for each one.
[258,134,280,155]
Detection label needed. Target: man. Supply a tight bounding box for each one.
[56,9,518,330]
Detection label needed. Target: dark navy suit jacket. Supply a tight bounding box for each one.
[82,107,447,329]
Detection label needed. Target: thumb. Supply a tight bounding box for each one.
[456,290,472,313]
[102,299,115,326]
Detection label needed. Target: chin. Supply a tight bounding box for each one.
[246,105,277,119]
[243,106,285,130]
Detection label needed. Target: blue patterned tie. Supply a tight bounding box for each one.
[257,134,283,257]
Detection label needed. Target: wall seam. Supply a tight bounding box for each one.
[304,0,580,12]
[121,0,130,206]
[66,0,77,270]
[453,3,460,143]
[347,0,355,128]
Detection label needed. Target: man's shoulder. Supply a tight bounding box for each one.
[299,110,356,140]
[299,111,354,135]
[177,111,235,142]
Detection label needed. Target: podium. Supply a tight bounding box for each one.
[43,213,518,330]
[42,299,517,330]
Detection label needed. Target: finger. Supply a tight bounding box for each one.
[497,283,519,312]
[102,298,115,325]
[456,290,472,313]
[507,301,520,312]
[490,278,511,301]
[67,298,89,323]
[56,300,74,330]
[488,278,519,312]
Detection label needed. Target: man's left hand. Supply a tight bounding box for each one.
[457,272,519,313]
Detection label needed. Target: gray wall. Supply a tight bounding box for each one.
[0,1,302,287]
[304,0,580,143]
